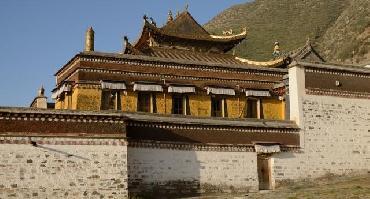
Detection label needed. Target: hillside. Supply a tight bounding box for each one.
[205,0,370,64]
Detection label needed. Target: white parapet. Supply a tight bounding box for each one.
[288,63,305,127]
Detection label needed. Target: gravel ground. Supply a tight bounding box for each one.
[182,174,370,199]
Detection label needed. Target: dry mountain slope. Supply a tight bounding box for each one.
[205,0,370,64]
[318,0,370,64]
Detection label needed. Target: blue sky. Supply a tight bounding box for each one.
[0,0,248,107]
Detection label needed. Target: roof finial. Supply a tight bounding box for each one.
[149,17,156,27]
[185,4,189,11]
[242,27,247,33]
[38,85,45,97]
[123,36,129,44]
[176,11,180,18]
[123,36,129,51]
[31,85,47,109]
[272,41,281,58]
[143,14,148,22]
[306,37,311,45]
[167,10,173,23]
[222,29,233,35]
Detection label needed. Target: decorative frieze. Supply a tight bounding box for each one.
[76,68,277,86]
[77,56,285,77]
[0,137,127,146]
[129,139,255,152]
[305,68,370,79]
[129,139,299,152]
[0,110,124,124]
[306,88,370,99]
[126,121,299,134]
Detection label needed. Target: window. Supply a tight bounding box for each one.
[65,92,72,109]
[172,95,189,115]
[211,96,226,117]
[137,92,156,113]
[246,98,262,119]
[101,90,121,110]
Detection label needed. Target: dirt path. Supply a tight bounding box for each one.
[184,174,370,199]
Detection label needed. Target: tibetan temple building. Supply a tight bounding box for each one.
[0,10,369,198]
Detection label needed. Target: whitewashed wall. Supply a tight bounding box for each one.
[273,67,370,183]
[0,138,128,198]
[128,147,258,195]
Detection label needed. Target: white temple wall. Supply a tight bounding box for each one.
[127,147,258,195]
[0,138,128,198]
[273,65,370,183]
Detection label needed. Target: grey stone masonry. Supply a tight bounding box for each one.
[273,95,370,182]
[127,147,258,197]
[0,138,128,198]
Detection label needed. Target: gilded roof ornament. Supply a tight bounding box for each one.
[306,37,311,45]
[235,57,286,67]
[223,29,233,35]
[272,41,281,58]
[209,27,247,39]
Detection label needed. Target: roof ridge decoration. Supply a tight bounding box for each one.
[123,36,144,55]
[235,57,289,68]
[131,10,247,54]
[209,27,247,39]
[289,38,325,62]
[160,10,211,39]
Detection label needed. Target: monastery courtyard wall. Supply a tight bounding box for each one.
[273,66,370,184]
[127,147,258,196]
[0,138,128,198]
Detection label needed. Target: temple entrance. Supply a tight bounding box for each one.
[257,155,272,190]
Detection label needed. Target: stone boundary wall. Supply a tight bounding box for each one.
[127,147,258,197]
[0,137,128,198]
[272,94,370,183]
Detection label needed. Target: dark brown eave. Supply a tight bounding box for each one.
[123,112,298,129]
[147,20,246,43]
[290,61,370,74]
[55,53,80,76]
[0,107,299,146]
[0,107,298,129]
[0,107,126,138]
[133,17,246,52]
[55,51,288,86]
[59,51,287,75]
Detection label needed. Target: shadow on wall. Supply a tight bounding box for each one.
[273,152,296,159]
[127,149,201,198]
[127,127,201,198]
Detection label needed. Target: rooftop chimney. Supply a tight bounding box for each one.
[84,27,94,52]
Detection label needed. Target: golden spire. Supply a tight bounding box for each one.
[167,10,173,23]
[273,41,281,57]
[84,26,94,52]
